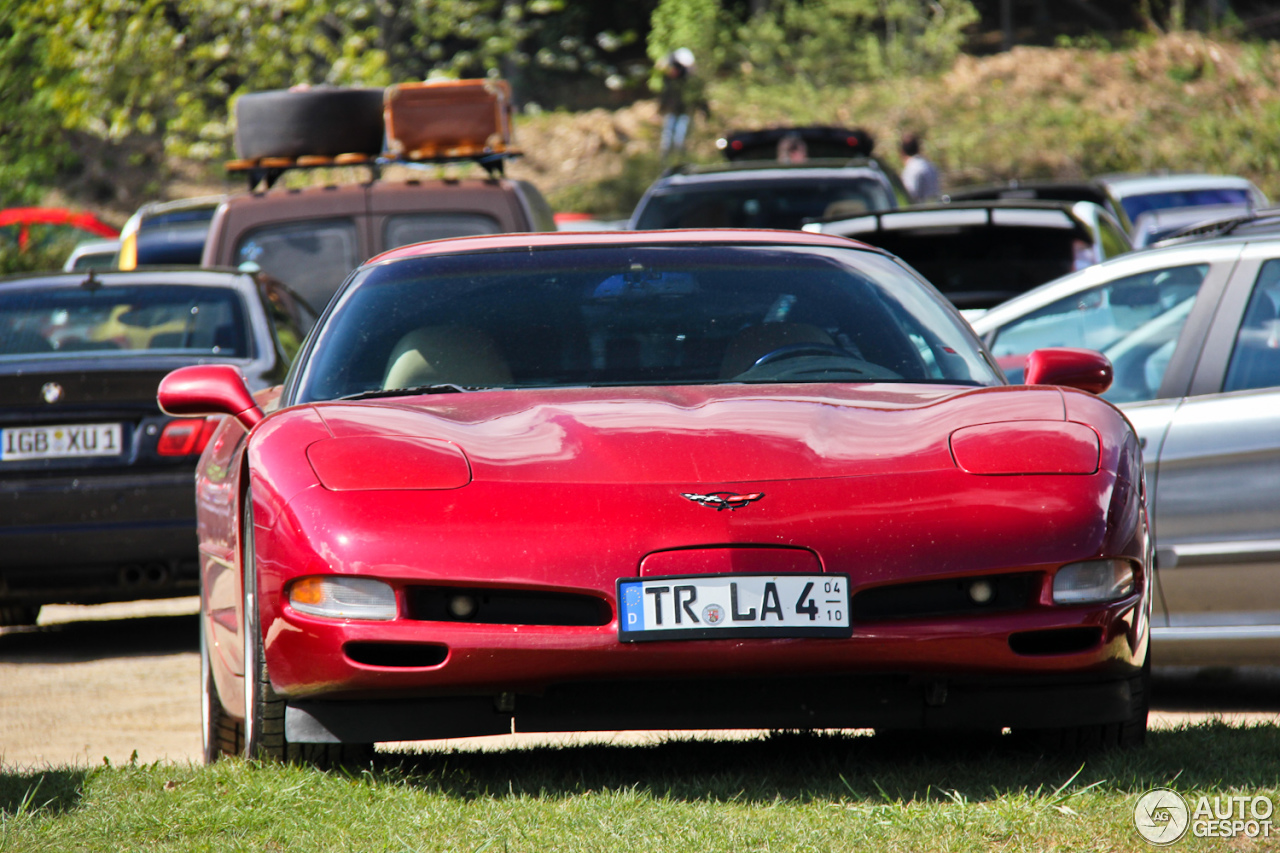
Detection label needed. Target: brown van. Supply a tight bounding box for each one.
[201,176,554,312]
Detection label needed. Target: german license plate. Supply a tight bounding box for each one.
[618,573,851,642]
[1,423,124,461]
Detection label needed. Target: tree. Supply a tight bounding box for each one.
[0,3,75,206]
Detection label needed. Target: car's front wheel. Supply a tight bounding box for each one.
[241,489,372,767]
[201,609,241,763]
[1014,651,1150,752]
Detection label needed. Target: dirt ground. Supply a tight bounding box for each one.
[2,598,1279,769]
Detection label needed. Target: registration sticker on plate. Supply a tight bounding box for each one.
[1,423,124,461]
[618,573,851,642]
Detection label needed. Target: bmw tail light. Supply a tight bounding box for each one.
[1052,559,1135,605]
[157,418,218,456]
[289,577,398,621]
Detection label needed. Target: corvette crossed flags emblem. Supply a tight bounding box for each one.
[680,492,765,511]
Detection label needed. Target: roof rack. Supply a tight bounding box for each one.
[225,150,521,192]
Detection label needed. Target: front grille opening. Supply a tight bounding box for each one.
[406,586,613,627]
[1008,626,1103,656]
[344,641,448,668]
[851,573,1038,621]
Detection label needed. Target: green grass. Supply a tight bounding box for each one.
[3,723,1279,851]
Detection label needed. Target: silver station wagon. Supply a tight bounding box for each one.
[973,233,1280,666]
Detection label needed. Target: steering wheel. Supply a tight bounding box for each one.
[752,343,858,368]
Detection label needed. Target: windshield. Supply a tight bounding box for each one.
[0,283,251,359]
[294,245,998,403]
[988,263,1208,403]
[634,179,895,230]
[1120,188,1253,222]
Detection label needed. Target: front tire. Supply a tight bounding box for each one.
[241,489,372,767]
[201,610,241,763]
[1014,652,1150,752]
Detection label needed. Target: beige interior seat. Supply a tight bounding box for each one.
[822,199,868,220]
[719,322,835,378]
[383,325,513,389]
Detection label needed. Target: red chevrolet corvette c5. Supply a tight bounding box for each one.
[158,229,1150,764]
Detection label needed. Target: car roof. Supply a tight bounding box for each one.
[133,194,226,219]
[0,267,256,290]
[1095,172,1261,196]
[650,160,891,187]
[369,228,876,264]
[945,178,1106,197]
[970,234,1275,334]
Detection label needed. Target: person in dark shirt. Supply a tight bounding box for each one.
[658,48,702,163]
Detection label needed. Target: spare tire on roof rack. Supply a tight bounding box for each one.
[233,87,385,160]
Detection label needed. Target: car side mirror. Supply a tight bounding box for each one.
[1023,347,1113,395]
[158,364,264,431]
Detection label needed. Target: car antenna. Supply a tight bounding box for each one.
[80,268,102,291]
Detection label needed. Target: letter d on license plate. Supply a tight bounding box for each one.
[617,573,851,642]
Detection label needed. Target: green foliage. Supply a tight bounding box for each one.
[545,151,665,219]
[0,4,77,206]
[34,0,391,162]
[724,0,979,87]
[648,0,720,82]
[0,239,78,276]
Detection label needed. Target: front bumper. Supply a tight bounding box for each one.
[284,668,1143,743]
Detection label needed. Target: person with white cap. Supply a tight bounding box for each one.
[658,47,703,163]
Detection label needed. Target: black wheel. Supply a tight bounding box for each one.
[201,608,241,763]
[1014,652,1150,752]
[0,604,40,626]
[234,88,385,160]
[241,490,372,767]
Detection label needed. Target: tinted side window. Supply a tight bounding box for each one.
[990,264,1208,403]
[236,219,360,312]
[1224,259,1280,393]
[383,213,501,250]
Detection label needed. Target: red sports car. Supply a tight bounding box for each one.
[159,230,1150,764]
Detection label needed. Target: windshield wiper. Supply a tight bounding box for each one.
[339,383,483,401]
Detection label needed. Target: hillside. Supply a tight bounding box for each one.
[507,32,1280,217]
[42,32,1280,225]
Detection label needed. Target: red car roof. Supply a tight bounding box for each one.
[369,228,871,264]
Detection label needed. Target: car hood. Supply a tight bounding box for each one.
[305,383,1066,485]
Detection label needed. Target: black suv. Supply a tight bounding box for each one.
[630,125,906,231]
[629,159,904,231]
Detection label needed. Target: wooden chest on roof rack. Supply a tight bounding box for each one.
[384,79,515,161]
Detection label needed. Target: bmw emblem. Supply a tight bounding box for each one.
[41,382,63,404]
